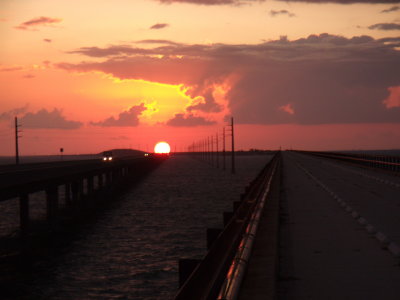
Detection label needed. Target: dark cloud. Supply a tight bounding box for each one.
[91,104,146,127]
[381,5,400,12]
[43,38,52,43]
[15,16,62,30]
[0,105,29,121]
[20,108,82,129]
[270,9,295,17]
[67,45,151,57]
[22,74,35,79]
[150,23,169,30]
[136,39,183,46]
[156,0,264,5]
[58,33,400,125]
[166,113,216,126]
[0,65,24,72]
[186,86,223,112]
[368,23,400,30]
[276,0,399,3]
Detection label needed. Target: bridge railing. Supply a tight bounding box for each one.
[295,150,400,173]
[174,152,280,300]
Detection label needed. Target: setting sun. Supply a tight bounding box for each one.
[154,142,171,154]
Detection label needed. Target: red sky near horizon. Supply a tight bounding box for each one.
[1,0,400,156]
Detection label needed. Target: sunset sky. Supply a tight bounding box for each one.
[1,0,400,155]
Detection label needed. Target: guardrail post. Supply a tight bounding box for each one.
[179,259,201,288]
[233,201,241,212]
[207,228,223,250]
[223,211,233,227]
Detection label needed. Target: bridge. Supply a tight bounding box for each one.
[176,150,400,299]
[0,154,167,238]
[0,150,399,299]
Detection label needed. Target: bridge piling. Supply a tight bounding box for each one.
[46,186,59,221]
[87,176,94,194]
[65,183,71,205]
[71,181,81,205]
[19,193,29,235]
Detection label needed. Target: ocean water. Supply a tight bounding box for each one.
[1,154,271,299]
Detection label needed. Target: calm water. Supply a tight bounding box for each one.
[1,154,271,299]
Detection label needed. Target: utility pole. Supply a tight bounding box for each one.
[223,126,226,170]
[211,135,214,166]
[231,117,235,174]
[216,132,219,168]
[207,136,210,163]
[15,116,22,165]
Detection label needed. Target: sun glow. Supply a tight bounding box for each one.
[154,141,171,154]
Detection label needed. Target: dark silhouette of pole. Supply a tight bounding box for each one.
[231,117,235,174]
[211,135,214,166]
[223,126,226,170]
[207,136,210,163]
[15,116,21,165]
[216,132,219,168]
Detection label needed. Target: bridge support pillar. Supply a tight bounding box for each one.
[98,173,104,189]
[46,186,58,221]
[106,172,112,185]
[65,183,71,205]
[87,176,94,194]
[19,193,29,235]
[71,181,81,204]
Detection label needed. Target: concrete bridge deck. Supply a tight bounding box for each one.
[239,151,400,299]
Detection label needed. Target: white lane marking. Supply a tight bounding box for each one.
[289,153,400,260]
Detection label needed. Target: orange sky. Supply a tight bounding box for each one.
[1,0,400,155]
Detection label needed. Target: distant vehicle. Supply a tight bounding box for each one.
[102,151,113,162]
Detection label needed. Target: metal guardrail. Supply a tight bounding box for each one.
[174,152,280,300]
[296,151,400,173]
[217,153,280,300]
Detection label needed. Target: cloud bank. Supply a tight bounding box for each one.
[58,34,400,125]
[368,23,400,30]
[381,5,400,12]
[20,109,82,129]
[166,113,216,126]
[91,104,147,127]
[0,105,29,121]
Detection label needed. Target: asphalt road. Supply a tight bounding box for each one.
[240,151,400,300]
